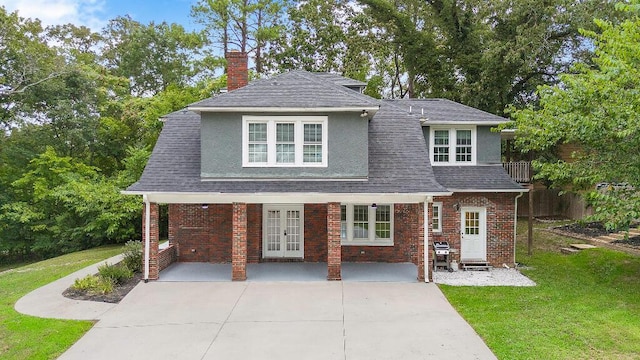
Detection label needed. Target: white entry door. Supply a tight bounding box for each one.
[263,205,304,258]
[460,207,487,262]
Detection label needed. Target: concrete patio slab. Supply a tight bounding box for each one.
[60,322,221,360]
[58,281,497,360]
[203,321,345,360]
[158,262,231,282]
[228,282,342,322]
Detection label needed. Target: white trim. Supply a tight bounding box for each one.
[432,202,443,233]
[422,120,506,126]
[143,195,150,282]
[188,106,380,114]
[200,177,368,182]
[121,191,445,205]
[430,126,477,166]
[340,203,394,246]
[242,115,328,167]
[446,188,529,193]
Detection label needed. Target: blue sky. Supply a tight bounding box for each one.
[0,0,199,31]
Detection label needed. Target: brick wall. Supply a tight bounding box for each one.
[158,244,177,271]
[432,193,516,267]
[305,204,328,262]
[341,204,421,264]
[168,204,232,263]
[247,204,262,263]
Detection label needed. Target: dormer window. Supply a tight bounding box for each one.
[430,127,476,165]
[243,116,328,167]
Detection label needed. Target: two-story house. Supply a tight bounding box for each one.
[125,52,525,282]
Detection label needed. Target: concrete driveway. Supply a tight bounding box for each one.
[59,281,497,360]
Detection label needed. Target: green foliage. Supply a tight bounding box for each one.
[71,274,114,294]
[509,1,640,229]
[97,262,133,285]
[122,240,143,273]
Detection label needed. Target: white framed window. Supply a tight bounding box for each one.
[432,202,442,233]
[242,116,328,167]
[340,204,394,246]
[430,127,476,165]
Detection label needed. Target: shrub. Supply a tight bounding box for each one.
[71,274,114,295]
[98,262,133,285]
[122,240,142,273]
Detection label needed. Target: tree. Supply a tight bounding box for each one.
[101,16,208,96]
[191,0,288,74]
[509,1,640,230]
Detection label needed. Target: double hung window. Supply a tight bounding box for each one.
[243,116,327,167]
[430,127,476,165]
[340,204,393,246]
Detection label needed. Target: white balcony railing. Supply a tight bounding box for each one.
[502,161,531,183]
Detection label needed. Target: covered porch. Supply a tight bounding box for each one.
[157,262,418,282]
[139,193,434,283]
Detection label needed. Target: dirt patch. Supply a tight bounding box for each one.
[612,235,640,247]
[554,222,614,238]
[63,272,142,304]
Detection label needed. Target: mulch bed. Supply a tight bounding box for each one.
[553,222,614,238]
[63,272,143,304]
[612,236,640,247]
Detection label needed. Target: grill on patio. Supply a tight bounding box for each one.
[433,241,451,271]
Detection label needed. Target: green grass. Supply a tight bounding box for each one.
[0,245,124,360]
[440,220,640,360]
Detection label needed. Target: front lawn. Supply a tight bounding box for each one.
[0,245,124,360]
[440,221,640,359]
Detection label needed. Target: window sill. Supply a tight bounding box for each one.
[341,240,394,247]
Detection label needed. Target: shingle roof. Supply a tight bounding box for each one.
[432,165,524,191]
[311,72,367,87]
[389,99,507,124]
[189,70,379,109]
[127,104,448,194]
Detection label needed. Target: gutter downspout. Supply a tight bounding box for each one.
[514,192,525,266]
[143,194,150,283]
[424,197,431,283]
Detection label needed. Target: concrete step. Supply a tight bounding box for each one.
[561,247,581,255]
[570,243,597,250]
[461,262,491,271]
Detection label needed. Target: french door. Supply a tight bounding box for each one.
[263,205,304,258]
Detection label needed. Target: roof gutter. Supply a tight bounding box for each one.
[188,106,380,115]
[445,188,529,193]
[421,121,507,126]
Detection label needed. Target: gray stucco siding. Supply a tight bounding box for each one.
[200,112,369,178]
[476,126,501,163]
[421,125,501,164]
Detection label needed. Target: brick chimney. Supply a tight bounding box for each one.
[226,51,248,91]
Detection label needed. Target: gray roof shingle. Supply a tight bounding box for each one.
[311,72,367,87]
[190,70,379,109]
[389,99,507,125]
[127,104,448,194]
[432,165,524,191]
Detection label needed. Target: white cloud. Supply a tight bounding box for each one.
[0,0,107,30]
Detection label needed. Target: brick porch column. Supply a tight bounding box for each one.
[232,202,248,281]
[142,202,160,280]
[418,202,426,282]
[327,202,342,280]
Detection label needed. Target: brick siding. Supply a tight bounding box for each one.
[226,51,248,91]
[158,244,177,271]
[432,193,517,268]
[142,202,159,280]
